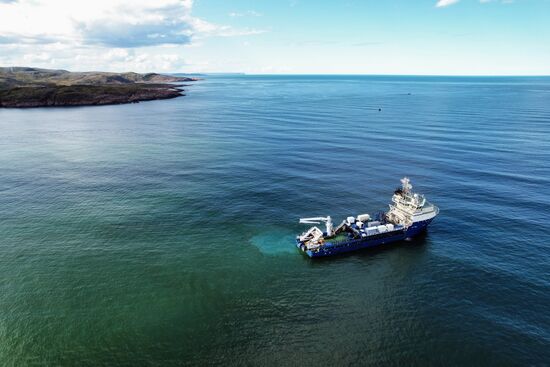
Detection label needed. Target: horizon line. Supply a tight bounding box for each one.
[171,72,550,77]
[3,66,549,77]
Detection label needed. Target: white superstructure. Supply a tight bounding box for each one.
[385,177,438,227]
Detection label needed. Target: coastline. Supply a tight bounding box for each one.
[0,67,200,108]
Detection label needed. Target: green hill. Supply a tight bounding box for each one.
[0,67,200,107]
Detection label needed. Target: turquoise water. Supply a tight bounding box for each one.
[1,75,549,366]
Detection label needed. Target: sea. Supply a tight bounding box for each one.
[0,75,549,366]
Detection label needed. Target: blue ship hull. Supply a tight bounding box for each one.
[404,218,434,238]
[297,218,434,258]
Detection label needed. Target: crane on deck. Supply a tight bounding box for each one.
[299,216,333,238]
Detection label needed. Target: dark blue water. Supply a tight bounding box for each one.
[1,75,549,366]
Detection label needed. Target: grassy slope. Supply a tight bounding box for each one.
[0,67,197,107]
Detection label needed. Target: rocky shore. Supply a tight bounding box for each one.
[0,67,200,108]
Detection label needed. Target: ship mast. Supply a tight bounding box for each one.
[401,177,412,193]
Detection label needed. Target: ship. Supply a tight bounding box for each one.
[296,178,439,258]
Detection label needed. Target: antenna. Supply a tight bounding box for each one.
[401,177,412,192]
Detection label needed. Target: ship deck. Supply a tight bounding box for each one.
[324,233,349,243]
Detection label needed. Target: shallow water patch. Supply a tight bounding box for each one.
[249,230,297,255]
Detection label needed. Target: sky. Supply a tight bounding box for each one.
[0,0,549,75]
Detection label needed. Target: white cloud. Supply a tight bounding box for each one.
[0,0,195,47]
[436,0,513,7]
[75,1,194,47]
[0,42,189,72]
[0,0,264,47]
[229,10,262,17]
[436,0,460,7]
[187,17,264,38]
[0,0,265,71]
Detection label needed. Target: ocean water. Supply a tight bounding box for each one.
[0,75,549,366]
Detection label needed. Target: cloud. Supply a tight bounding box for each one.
[436,0,460,7]
[0,0,264,48]
[436,0,513,7]
[229,10,262,17]
[0,42,189,72]
[0,0,195,47]
[187,17,265,38]
[0,33,61,44]
[76,21,192,48]
[74,0,194,47]
[0,0,266,72]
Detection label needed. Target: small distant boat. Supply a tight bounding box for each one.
[296,178,439,258]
